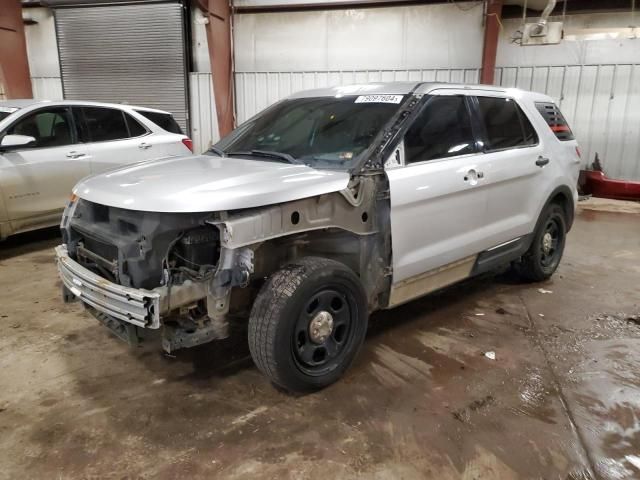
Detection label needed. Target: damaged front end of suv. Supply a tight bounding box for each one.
[55,84,425,391]
[57,174,387,354]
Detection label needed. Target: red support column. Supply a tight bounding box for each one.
[197,0,235,138]
[480,0,503,85]
[0,0,33,98]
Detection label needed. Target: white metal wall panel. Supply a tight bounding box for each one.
[496,64,640,180]
[234,68,481,123]
[54,2,189,131]
[31,77,64,100]
[233,4,484,73]
[189,73,219,154]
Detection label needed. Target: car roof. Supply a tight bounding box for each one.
[0,99,171,114]
[286,82,553,102]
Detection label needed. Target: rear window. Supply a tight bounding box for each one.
[135,110,183,134]
[535,102,575,141]
[476,96,538,151]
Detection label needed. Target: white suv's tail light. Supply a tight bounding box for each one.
[182,137,194,153]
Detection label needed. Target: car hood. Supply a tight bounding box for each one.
[73,155,351,213]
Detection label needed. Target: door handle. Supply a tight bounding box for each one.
[536,156,550,167]
[139,142,152,150]
[66,151,86,159]
[464,169,484,185]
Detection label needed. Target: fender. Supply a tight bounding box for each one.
[536,184,575,233]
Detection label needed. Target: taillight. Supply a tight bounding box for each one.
[182,137,194,153]
[575,146,581,159]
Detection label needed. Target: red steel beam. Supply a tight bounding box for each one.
[480,0,503,85]
[0,0,33,98]
[197,0,235,138]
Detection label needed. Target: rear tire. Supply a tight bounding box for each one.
[515,203,567,282]
[248,257,368,393]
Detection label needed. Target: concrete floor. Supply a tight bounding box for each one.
[1,199,639,479]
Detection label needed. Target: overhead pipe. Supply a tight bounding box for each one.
[532,0,556,35]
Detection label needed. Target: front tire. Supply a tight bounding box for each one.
[516,203,567,282]
[248,257,368,393]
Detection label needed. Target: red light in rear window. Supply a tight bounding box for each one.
[182,137,193,153]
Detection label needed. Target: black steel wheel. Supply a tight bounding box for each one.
[248,257,368,393]
[516,203,567,282]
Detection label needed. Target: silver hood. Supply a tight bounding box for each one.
[73,155,351,213]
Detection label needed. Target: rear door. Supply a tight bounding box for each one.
[133,109,192,156]
[386,92,492,304]
[0,106,91,225]
[470,94,548,246]
[76,106,155,173]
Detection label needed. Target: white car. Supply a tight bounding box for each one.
[0,100,193,240]
[56,83,581,392]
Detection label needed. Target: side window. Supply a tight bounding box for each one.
[135,110,183,134]
[6,108,75,148]
[476,96,538,151]
[82,107,130,142]
[404,95,476,164]
[124,112,147,137]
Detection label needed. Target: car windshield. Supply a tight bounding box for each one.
[212,95,405,169]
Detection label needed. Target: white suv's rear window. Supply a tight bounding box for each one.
[136,110,183,135]
[535,102,575,141]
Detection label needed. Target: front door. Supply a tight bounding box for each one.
[0,106,91,228]
[385,92,490,305]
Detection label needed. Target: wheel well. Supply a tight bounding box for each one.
[548,188,574,231]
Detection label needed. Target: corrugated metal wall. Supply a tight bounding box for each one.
[496,64,640,180]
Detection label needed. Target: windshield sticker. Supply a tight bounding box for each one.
[354,95,403,104]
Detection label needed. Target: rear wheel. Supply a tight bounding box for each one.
[516,203,567,282]
[248,257,368,393]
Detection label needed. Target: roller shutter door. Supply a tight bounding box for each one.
[54,1,189,131]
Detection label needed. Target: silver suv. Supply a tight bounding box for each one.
[55,82,581,392]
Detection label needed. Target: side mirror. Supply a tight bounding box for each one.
[0,134,36,150]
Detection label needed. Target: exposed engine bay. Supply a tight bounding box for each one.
[59,175,387,353]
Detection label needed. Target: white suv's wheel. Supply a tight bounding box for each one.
[248,257,368,393]
[516,203,567,282]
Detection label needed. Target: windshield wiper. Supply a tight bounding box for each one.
[227,149,300,165]
[208,146,226,157]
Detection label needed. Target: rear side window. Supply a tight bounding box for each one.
[476,97,538,151]
[535,102,575,141]
[75,107,147,142]
[404,95,476,163]
[135,110,183,134]
[81,107,130,142]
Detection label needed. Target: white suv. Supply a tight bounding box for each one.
[0,100,193,240]
[55,83,581,392]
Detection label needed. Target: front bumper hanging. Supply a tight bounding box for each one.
[55,244,161,329]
